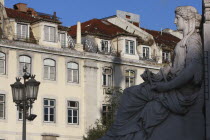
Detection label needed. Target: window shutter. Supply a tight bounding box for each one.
[50,27,55,42]
[67,69,72,82]
[108,75,112,86]
[19,63,25,76]
[0,60,5,74]
[44,26,49,41]
[0,104,3,118]
[44,66,49,79]
[50,66,56,80]
[17,24,21,38]
[26,63,31,74]
[73,70,78,83]
[126,41,129,54]
[22,25,27,38]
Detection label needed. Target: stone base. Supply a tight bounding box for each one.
[75,43,83,52]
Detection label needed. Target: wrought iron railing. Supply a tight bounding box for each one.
[13,34,38,44]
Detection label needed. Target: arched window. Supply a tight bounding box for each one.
[19,55,31,76]
[67,62,79,83]
[44,59,56,80]
[125,70,135,88]
[0,52,5,75]
[102,67,112,87]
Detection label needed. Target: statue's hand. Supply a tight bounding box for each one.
[151,82,170,92]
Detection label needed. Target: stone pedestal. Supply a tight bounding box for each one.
[75,43,83,52]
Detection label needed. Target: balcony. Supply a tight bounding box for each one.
[139,53,160,62]
[13,33,38,44]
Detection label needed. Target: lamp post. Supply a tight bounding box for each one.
[10,67,40,140]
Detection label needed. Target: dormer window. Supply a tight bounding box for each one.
[17,23,29,40]
[59,33,66,47]
[143,47,150,59]
[162,51,170,63]
[101,40,109,52]
[125,40,135,55]
[44,26,56,42]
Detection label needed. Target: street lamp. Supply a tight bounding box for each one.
[10,67,40,140]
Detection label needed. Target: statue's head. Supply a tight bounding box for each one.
[174,6,201,47]
[175,6,201,32]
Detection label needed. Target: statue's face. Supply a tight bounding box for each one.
[174,15,185,31]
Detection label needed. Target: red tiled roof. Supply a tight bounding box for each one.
[68,19,135,39]
[5,8,36,23]
[141,28,180,50]
[5,8,61,24]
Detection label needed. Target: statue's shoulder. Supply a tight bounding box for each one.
[187,33,202,46]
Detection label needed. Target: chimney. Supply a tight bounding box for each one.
[75,21,83,51]
[27,8,37,17]
[52,12,57,20]
[14,3,28,12]
[76,22,81,44]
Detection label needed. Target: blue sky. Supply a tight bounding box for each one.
[5,0,202,31]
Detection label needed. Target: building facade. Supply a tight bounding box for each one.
[0,2,179,140]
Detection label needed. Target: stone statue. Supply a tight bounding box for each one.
[99,6,204,140]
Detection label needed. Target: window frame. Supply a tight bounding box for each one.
[59,32,67,47]
[67,101,79,125]
[44,25,56,42]
[43,98,56,123]
[43,59,56,81]
[0,52,6,75]
[125,40,135,55]
[67,62,79,83]
[102,104,112,125]
[101,40,109,53]
[125,70,135,88]
[19,55,31,76]
[0,94,5,119]
[16,23,29,40]
[162,51,171,63]
[102,67,113,87]
[142,46,150,59]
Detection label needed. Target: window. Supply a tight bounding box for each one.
[102,104,112,125]
[44,26,56,42]
[101,40,109,52]
[67,62,79,83]
[19,55,31,76]
[102,67,112,87]
[17,23,28,39]
[59,33,66,47]
[125,70,135,88]
[18,110,29,120]
[67,101,79,124]
[44,59,56,80]
[125,40,135,54]
[143,47,149,59]
[44,99,55,122]
[162,52,171,63]
[0,94,5,119]
[0,52,5,75]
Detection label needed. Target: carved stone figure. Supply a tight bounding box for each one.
[99,6,204,140]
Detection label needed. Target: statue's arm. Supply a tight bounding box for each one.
[152,37,202,92]
[152,62,201,92]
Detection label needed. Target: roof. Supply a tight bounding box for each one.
[5,8,61,24]
[68,18,137,39]
[5,8,36,23]
[141,28,180,50]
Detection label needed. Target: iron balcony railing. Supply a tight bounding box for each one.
[13,34,38,44]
